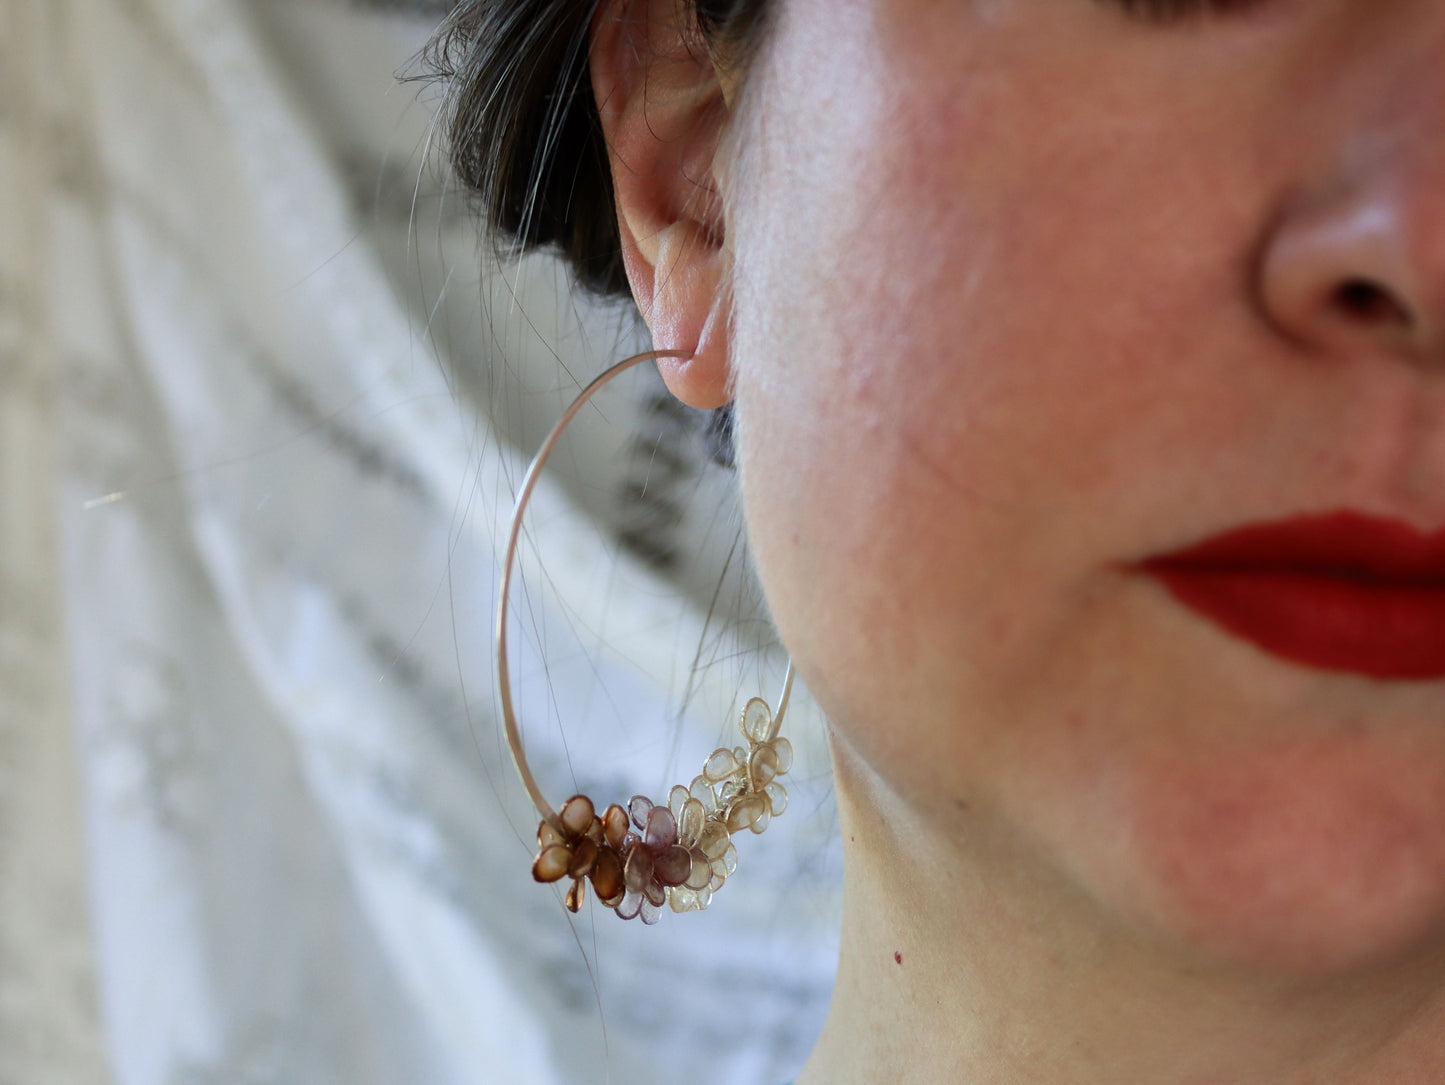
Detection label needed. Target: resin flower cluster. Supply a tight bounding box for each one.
[531,697,793,924]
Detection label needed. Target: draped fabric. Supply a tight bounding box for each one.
[1,1,839,1081]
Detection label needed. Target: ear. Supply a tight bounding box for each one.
[591,0,733,409]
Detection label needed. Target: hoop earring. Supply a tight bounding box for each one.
[496,350,795,925]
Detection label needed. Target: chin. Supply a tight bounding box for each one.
[1091,737,1445,976]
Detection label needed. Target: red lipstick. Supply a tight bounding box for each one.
[1141,512,1445,680]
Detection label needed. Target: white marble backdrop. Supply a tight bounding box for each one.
[0,1,840,1081]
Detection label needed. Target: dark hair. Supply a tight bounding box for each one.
[420,0,769,296]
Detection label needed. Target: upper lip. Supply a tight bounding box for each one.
[1142,511,1445,584]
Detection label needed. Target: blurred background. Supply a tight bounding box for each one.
[0,1,840,1081]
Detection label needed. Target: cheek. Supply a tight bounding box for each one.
[725,0,1290,787]
[726,32,1169,766]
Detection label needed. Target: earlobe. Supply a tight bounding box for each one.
[647,220,733,409]
[592,0,734,410]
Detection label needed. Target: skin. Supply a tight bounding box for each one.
[592,0,1445,1079]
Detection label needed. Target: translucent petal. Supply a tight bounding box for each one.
[695,884,713,910]
[628,795,653,831]
[772,737,794,775]
[639,896,663,925]
[533,845,572,883]
[722,842,738,876]
[654,844,693,887]
[602,804,630,849]
[765,782,788,817]
[725,794,765,834]
[565,880,585,913]
[690,775,717,814]
[616,889,642,921]
[685,850,712,891]
[749,745,779,788]
[560,795,595,839]
[669,785,690,820]
[709,871,725,892]
[703,748,740,784]
[741,697,773,743]
[567,838,599,878]
[734,746,749,766]
[711,857,728,882]
[623,844,654,893]
[538,822,564,849]
[643,878,667,908]
[678,799,706,846]
[750,807,770,835]
[723,800,745,833]
[698,820,730,859]
[669,887,696,913]
[745,699,780,745]
[718,781,738,804]
[644,805,678,851]
[590,848,624,902]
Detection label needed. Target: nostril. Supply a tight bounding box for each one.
[1333,278,1412,328]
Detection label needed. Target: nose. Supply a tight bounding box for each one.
[1259,185,1445,365]
[1257,85,1445,368]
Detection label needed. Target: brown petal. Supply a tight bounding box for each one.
[533,844,572,883]
[565,880,586,912]
[599,887,625,909]
[643,879,666,908]
[589,848,624,902]
[628,794,653,831]
[568,837,598,879]
[623,842,654,893]
[559,795,596,840]
[537,821,564,849]
[654,844,693,887]
[644,805,678,851]
[602,804,629,849]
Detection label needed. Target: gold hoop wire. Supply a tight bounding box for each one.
[495,349,795,839]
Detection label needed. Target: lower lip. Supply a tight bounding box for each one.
[1144,566,1445,680]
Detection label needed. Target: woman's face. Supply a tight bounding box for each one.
[727,0,1445,972]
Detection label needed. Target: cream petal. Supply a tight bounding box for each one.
[741,697,773,743]
[703,748,740,784]
[765,782,788,817]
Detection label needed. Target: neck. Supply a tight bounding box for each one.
[799,738,1445,1085]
